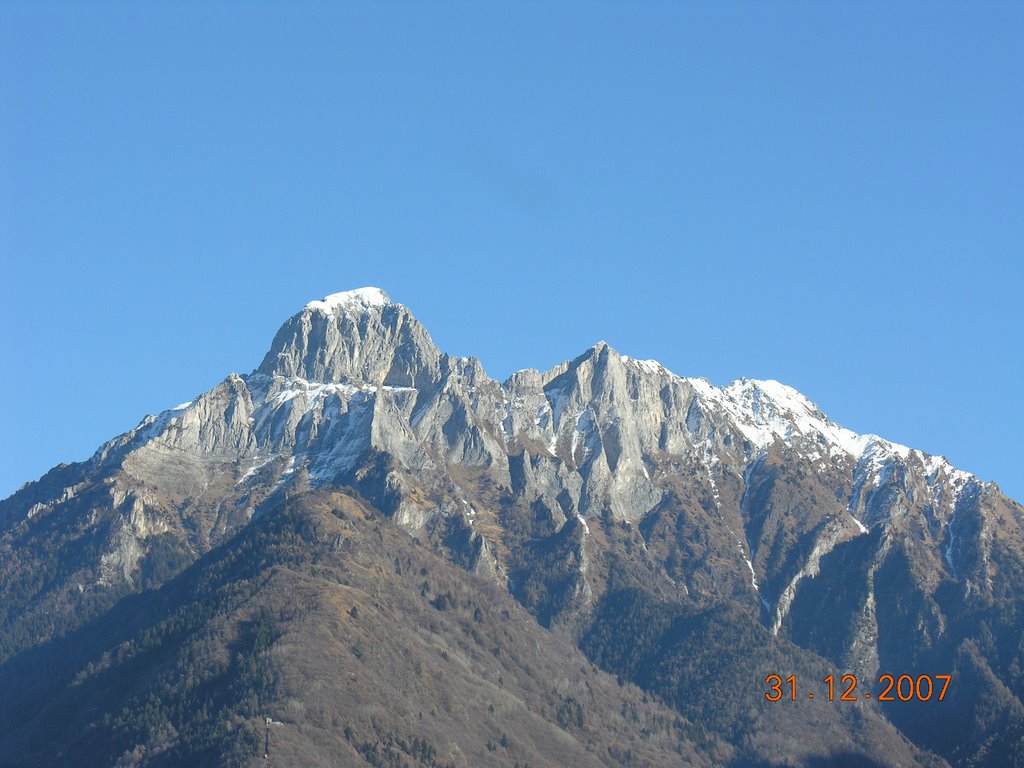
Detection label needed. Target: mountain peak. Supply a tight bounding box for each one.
[257,287,441,387]
[6,285,1019,768]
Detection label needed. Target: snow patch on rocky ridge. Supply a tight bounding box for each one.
[306,287,392,314]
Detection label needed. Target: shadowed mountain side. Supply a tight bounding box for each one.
[579,585,947,768]
[0,488,726,768]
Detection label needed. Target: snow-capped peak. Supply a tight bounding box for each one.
[305,287,392,314]
[689,375,876,457]
[688,376,972,485]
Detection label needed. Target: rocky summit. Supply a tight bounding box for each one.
[2,288,1022,767]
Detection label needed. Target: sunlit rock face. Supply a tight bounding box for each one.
[258,288,443,388]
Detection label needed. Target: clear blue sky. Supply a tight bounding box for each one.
[2,3,1021,502]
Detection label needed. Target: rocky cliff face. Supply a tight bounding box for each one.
[257,288,444,389]
[2,288,1022,767]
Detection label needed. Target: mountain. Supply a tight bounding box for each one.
[2,287,1022,767]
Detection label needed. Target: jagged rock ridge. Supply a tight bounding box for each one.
[2,287,1022,767]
